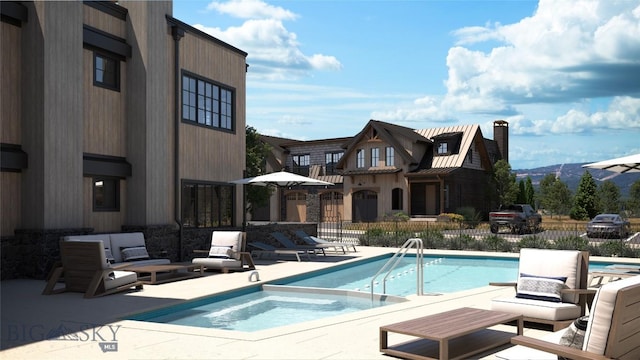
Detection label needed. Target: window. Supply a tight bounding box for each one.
[94,53,119,90]
[467,149,473,163]
[437,142,448,155]
[392,188,403,210]
[182,73,234,131]
[325,151,343,175]
[292,154,310,176]
[371,148,379,167]
[385,147,394,166]
[182,182,234,228]
[356,149,365,168]
[93,178,119,211]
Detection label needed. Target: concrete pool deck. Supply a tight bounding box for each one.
[2,247,639,359]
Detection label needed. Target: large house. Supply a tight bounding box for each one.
[0,1,247,279]
[256,120,508,223]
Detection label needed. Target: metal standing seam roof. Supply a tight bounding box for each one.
[414,124,480,168]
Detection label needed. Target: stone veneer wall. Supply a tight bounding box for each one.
[1,223,319,279]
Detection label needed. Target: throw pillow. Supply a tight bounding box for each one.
[558,316,589,360]
[121,246,150,262]
[208,246,234,259]
[516,273,568,302]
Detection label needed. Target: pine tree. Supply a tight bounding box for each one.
[571,171,599,220]
[597,180,621,214]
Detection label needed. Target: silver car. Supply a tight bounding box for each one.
[586,214,631,239]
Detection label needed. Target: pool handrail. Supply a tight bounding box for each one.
[370,238,424,301]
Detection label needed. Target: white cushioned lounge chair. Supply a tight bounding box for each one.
[192,231,255,273]
[495,274,640,359]
[43,240,143,298]
[490,248,594,331]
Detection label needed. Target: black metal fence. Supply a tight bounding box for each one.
[317,219,640,258]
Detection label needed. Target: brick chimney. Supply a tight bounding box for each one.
[493,120,509,163]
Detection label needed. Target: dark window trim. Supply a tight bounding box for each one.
[181,70,237,134]
[93,52,121,91]
[83,153,131,179]
[92,177,120,212]
[83,25,130,59]
[1,143,28,172]
[0,1,28,27]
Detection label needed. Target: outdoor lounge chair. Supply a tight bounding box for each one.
[192,231,255,273]
[248,241,310,262]
[294,230,356,253]
[43,240,143,298]
[270,232,326,256]
[490,248,595,331]
[495,274,640,360]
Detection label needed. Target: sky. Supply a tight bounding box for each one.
[172,0,640,170]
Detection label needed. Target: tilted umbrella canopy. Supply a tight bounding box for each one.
[582,153,640,174]
[230,170,334,187]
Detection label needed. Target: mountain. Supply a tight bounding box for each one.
[515,163,640,198]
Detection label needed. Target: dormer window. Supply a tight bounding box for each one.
[433,132,462,156]
[437,142,448,155]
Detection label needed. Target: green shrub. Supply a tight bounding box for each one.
[553,236,589,250]
[482,235,512,252]
[517,236,551,249]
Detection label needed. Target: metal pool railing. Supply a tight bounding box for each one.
[370,238,424,300]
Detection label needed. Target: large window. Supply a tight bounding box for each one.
[182,182,234,228]
[94,52,119,91]
[292,154,310,176]
[93,177,119,211]
[356,149,365,168]
[385,147,394,166]
[371,148,379,167]
[182,73,234,131]
[325,151,343,175]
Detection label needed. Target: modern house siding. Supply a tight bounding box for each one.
[0,1,247,279]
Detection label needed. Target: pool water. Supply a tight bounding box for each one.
[129,254,616,332]
[284,255,520,296]
[130,287,399,332]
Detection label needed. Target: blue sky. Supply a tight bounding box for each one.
[173,0,640,169]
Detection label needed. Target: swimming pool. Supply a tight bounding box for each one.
[128,254,617,332]
[131,286,404,332]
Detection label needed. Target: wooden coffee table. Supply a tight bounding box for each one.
[127,263,204,285]
[380,307,523,360]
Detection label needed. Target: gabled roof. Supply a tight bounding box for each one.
[337,120,432,169]
[415,124,484,169]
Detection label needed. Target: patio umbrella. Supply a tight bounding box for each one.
[230,170,334,187]
[582,153,640,174]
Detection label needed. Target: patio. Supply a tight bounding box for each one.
[1,247,636,359]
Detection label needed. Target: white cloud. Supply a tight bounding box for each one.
[196,1,341,80]
[206,0,298,20]
[507,96,640,136]
[447,0,640,107]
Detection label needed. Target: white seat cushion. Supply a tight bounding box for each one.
[491,296,582,321]
[192,257,242,269]
[104,270,138,290]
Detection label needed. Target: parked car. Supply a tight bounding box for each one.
[489,204,542,235]
[586,214,631,239]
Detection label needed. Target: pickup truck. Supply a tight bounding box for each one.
[489,204,542,234]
